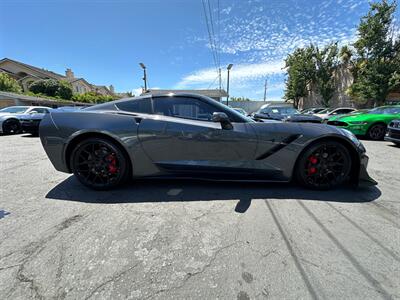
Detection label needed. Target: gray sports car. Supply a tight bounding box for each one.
[39,93,376,190]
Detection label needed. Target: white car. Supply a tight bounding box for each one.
[0,106,51,134]
[314,107,357,122]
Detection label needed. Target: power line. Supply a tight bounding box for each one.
[201,0,219,72]
[207,74,220,89]
[207,0,220,67]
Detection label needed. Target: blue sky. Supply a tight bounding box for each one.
[0,0,394,100]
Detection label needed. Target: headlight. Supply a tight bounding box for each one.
[349,121,368,125]
[341,128,361,146]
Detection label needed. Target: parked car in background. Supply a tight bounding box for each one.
[19,106,83,135]
[314,107,357,122]
[0,106,51,135]
[327,106,400,140]
[19,108,52,135]
[300,107,326,114]
[232,107,247,116]
[39,93,376,190]
[252,106,322,123]
[384,119,400,146]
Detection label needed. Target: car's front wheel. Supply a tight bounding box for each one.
[2,119,21,135]
[296,141,352,189]
[70,137,129,190]
[367,123,386,140]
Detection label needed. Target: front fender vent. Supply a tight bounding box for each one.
[256,134,301,160]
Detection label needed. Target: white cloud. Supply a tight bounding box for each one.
[132,86,161,96]
[132,87,144,97]
[176,60,285,89]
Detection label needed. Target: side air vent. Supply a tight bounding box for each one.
[256,134,301,160]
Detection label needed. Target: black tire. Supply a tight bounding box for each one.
[2,119,21,135]
[367,123,386,140]
[296,141,352,190]
[70,137,130,190]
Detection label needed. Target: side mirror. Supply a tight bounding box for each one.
[212,112,233,130]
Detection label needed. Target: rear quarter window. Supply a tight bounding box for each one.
[115,99,152,114]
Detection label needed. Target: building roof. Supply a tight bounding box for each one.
[0,58,115,95]
[0,58,64,80]
[143,89,228,98]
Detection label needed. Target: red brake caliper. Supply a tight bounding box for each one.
[106,154,118,174]
[308,155,318,175]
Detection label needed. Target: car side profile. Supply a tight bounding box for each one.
[327,106,400,140]
[39,93,376,190]
[0,106,51,134]
[314,107,357,122]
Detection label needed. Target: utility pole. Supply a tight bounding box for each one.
[218,68,222,92]
[263,79,267,102]
[226,64,233,105]
[139,63,147,92]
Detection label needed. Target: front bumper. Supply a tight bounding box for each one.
[358,154,377,186]
[327,121,369,136]
[384,127,400,144]
[21,120,41,133]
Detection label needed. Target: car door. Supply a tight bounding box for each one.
[137,96,259,174]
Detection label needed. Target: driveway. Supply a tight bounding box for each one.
[0,134,399,299]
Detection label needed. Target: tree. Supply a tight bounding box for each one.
[28,79,73,100]
[0,73,22,93]
[313,43,340,107]
[71,91,114,103]
[348,0,399,106]
[284,46,316,108]
[230,96,251,101]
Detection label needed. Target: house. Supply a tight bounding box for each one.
[142,89,228,102]
[0,58,115,96]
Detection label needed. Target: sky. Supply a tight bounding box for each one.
[0,0,396,100]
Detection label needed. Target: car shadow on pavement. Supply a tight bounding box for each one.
[46,176,381,212]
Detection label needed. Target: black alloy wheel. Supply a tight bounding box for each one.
[71,138,129,190]
[296,141,351,189]
[2,119,21,135]
[367,124,386,140]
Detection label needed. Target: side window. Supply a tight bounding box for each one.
[115,99,152,114]
[153,97,217,121]
[31,108,46,113]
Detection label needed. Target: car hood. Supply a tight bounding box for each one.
[248,121,363,151]
[285,114,322,121]
[249,120,348,139]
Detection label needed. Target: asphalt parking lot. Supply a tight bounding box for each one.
[0,134,399,300]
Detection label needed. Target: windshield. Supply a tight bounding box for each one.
[215,102,254,122]
[259,107,299,115]
[0,106,29,114]
[367,107,400,114]
[318,108,334,114]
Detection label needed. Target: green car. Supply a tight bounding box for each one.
[327,105,400,140]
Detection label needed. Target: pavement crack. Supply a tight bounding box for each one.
[4,214,85,299]
[84,262,141,300]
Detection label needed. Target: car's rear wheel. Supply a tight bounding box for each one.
[367,123,386,140]
[70,138,129,190]
[296,141,352,189]
[2,119,21,135]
